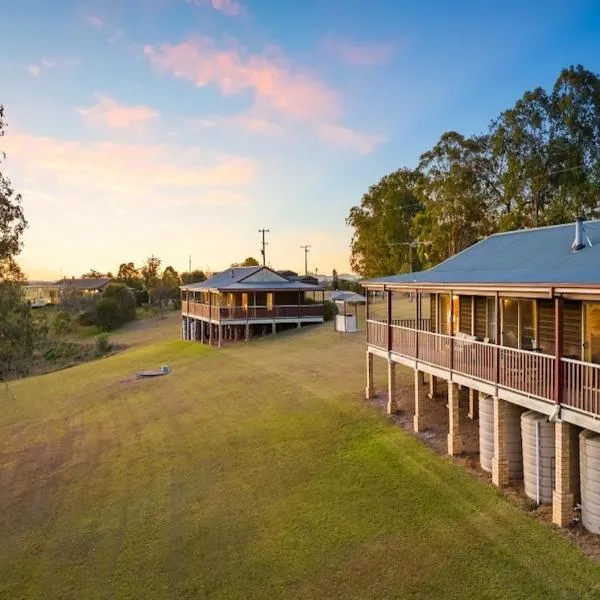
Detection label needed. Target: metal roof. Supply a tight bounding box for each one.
[329,291,367,303]
[181,266,326,291]
[366,220,600,287]
[56,277,112,290]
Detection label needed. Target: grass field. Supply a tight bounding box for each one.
[1,319,600,599]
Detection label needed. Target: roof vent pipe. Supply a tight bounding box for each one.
[572,217,587,252]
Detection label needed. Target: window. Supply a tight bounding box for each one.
[486,297,496,343]
[267,293,273,311]
[585,303,600,364]
[242,293,248,310]
[501,298,537,350]
[439,294,459,335]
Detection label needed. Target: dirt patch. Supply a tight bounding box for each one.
[368,377,600,563]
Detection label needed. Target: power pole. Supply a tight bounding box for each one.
[258,228,270,266]
[300,245,311,275]
[389,240,427,275]
[188,255,192,277]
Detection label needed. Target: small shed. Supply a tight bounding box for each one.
[331,291,366,333]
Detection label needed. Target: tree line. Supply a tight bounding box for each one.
[347,65,600,278]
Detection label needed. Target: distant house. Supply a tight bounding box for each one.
[57,277,112,296]
[363,218,600,531]
[181,266,325,345]
[277,270,320,286]
[22,281,61,306]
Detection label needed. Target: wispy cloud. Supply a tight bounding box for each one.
[317,124,387,154]
[85,15,104,29]
[324,37,396,66]
[184,0,244,17]
[27,57,58,77]
[4,130,257,203]
[76,94,160,128]
[144,38,340,122]
[188,110,282,135]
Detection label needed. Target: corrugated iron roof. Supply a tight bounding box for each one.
[56,278,112,290]
[367,220,600,287]
[181,266,325,291]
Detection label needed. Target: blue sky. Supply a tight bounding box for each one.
[2,0,600,279]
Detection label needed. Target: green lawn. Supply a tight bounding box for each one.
[1,321,599,599]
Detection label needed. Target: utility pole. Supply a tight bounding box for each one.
[258,228,270,266]
[390,240,427,275]
[300,245,311,275]
[188,255,192,277]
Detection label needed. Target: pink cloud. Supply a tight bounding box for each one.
[189,110,282,135]
[28,64,41,77]
[4,130,257,201]
[317,124,386,155]
[77,94,160,128]
[185,0,244,16]
[324,37,396,66]
[144,38,340,121]
[85,15,104,28]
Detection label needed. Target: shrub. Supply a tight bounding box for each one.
[95,333,111,355]
[78,310,97,326]
[323,300,337,322]
[53,311,73,335]
[102,283,136,323]
[95,298,122,331]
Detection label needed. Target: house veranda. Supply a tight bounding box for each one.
[364,219,600,530]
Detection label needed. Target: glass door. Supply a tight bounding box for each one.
[585,303,600,364]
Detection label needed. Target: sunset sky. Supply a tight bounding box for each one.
[2,0,600,279]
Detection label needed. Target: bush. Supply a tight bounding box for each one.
[95,298,122,331]
[95,333,111,355]
[53,311,73,335]
[102,283,136,322]
[323,300,337,322]
[78,310,97,326]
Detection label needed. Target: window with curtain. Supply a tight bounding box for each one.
[439,295,450,335]
[502,299,519,348]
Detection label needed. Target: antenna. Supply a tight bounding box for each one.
[258,228,270,266]
[300,244,311,276]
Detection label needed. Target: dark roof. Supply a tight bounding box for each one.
[181,266,326,291]
[277,270,298,277]
[367,220,600,287]
[56,278,112,290]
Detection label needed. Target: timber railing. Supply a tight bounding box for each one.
[185,302,324,320]
[563,358,600,415]
[367,318,578,408]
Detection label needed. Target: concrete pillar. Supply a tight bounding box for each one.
[492,397,510,487]
[414,370,426,433]
[387,360,398,415]
[272,322,277,335]
[428,375,438,399]
[365,351,375,399]
[418,371,425,386]
[468,388,479,420]
[447,382,462,456]
[218,325,223,348]
[209,322,213,346]
[552,421,575,527]
[200,321,205,344]
[245,323,250,341]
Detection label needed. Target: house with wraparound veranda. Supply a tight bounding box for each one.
[181,265,325,346]
[363,218,600,534]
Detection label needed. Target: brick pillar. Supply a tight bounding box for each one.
[387,360,398,415]
[428,375,438,399]
[414,370,426,432]
[365,352,375,399]
[492,397,510,487]
[552,421,575,527]
[468,388,479,420]
[447,382,462,455]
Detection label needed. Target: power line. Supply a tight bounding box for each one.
[258,228,270,266]
[300,245,311,276]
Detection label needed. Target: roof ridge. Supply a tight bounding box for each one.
[486,219,600,239]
